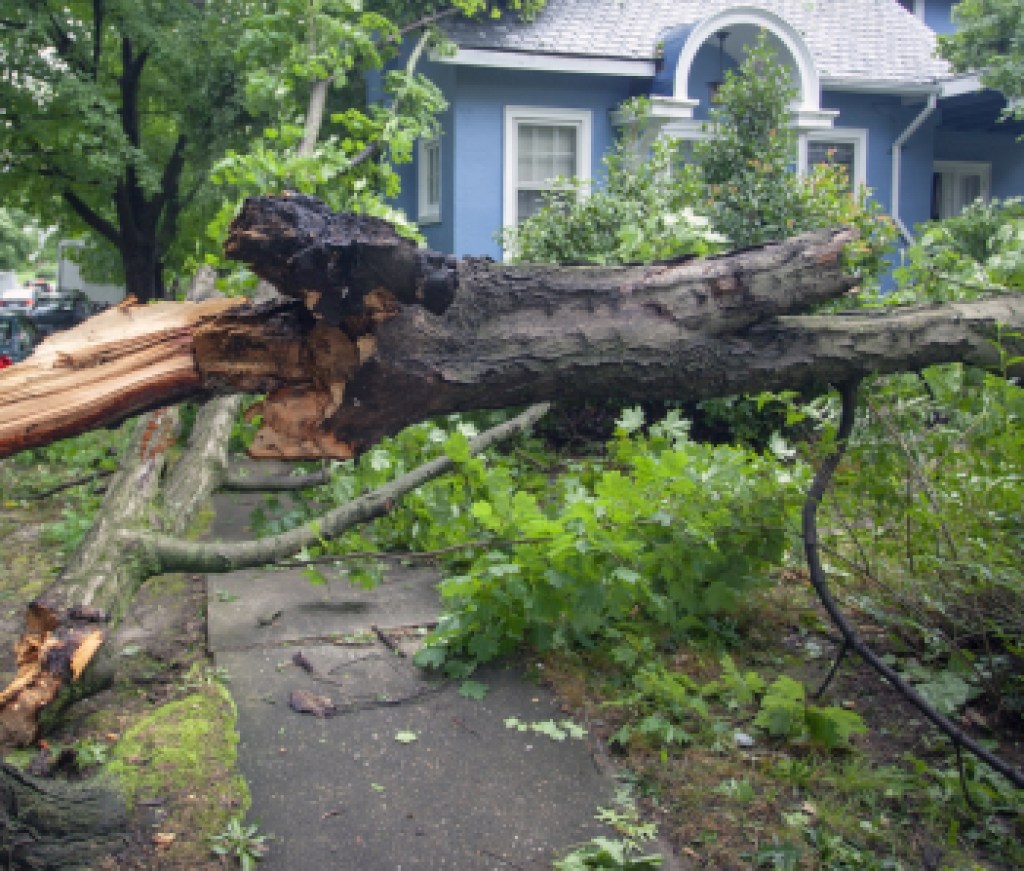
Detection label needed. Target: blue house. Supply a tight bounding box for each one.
[387,0,1023,262]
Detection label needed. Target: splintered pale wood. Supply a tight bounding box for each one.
[0,298,244,456]
[0,602,102,747]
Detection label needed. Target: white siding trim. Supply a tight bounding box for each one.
[417,138,441,225]
[433,48,654,78]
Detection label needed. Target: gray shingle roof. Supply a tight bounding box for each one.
[442,0,951,86]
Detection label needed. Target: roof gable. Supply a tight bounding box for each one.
[442,0,951,87]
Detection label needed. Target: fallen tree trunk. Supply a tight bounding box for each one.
[0,760,128,869]
[0,397,241,747]
[2,196,1022,462]
[0,194,1021,810]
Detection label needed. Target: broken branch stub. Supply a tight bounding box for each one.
[223,193,459,321]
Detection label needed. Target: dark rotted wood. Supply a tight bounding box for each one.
[324,294,1024,452]
[223,194,458,322]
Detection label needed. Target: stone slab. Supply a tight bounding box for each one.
[207,564,441,652]
[216,646,620,871]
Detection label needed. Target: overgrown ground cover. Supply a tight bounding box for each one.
[254,377,1020,869]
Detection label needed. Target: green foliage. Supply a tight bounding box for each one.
[502,38,892,278]
[501,107,727,264]
[73,738,111,769]
[555,786,662,870]
[209,817,268,871]
[3,426,131,556]
[754,676,868,749]
[694,34,895,273]
[203,9,437,269]
[825,359,1024,713]
[891,197,1024,301]
[205,0,547,280]
[418,408,801,671]
[503,716,586,741]
[0,208,41,271]
[0,0,257,296]
[938,0,1024,116]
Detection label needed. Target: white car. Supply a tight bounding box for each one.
[0,279,53,314]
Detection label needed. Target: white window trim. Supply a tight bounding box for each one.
[417,137,441,225]
[503,106,593,235]
[933,160,992,218]
[801,128,868,190]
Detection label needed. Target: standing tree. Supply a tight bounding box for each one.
[0,1,261,301]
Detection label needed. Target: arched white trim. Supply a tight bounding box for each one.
[673,6,821,113]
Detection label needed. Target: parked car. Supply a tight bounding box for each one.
[0,281,41,312]
[0,311,42,368]
[29,288,95,336]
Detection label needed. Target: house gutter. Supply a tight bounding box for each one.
[891,94,937,244]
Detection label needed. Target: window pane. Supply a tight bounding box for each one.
[960,174,981,206]
[427,143,440,206]
[518,123,578,183]
[932,167,988,219]
[808,140,856,191]
[517,189,547,222]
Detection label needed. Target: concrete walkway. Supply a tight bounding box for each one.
[205,486,670,870]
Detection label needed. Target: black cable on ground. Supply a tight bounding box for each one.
[802,379,1023,790]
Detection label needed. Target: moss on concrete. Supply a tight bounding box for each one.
[104,681,250,864]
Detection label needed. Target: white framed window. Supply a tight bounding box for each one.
[503,106,592,230]
[932,161,991,220]
[417,137,442,224]
[802,128,868,192]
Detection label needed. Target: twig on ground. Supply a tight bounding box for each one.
[274,536,553,569]
[14,469,114,501]
[221,467,329,492]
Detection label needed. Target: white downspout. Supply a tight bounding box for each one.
[891,94,937,243]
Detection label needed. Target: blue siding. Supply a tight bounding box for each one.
[651,25,695,97]
[448,66,642,258]
[820,92,939,231]
[935,130,1024,201]
[378,0,1024,271]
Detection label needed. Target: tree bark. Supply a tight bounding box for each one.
[0,760,128,869]
[0,397,241,748]
[1,196,1022,461]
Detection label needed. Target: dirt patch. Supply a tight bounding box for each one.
[538,569,1024,870]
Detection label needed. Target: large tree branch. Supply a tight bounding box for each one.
[133,402,550,573]
[61,189,121,247]
[2,197,1023,462]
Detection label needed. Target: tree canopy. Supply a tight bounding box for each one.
[0,1,549,301]
[0,1,265,299]
[939,0,1024,116]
